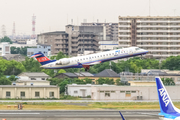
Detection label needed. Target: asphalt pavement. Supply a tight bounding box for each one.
[0,110,160,120]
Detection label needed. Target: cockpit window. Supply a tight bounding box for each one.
[135,48,140,50]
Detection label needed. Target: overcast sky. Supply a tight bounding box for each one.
[0,0,180,35]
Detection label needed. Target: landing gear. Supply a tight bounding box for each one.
[83,65,90,72]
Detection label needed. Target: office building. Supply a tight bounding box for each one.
[118,16,180,58]
[81,23,118,41]
[37,25,102,56]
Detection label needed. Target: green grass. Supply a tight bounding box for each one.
[0,102,180,110]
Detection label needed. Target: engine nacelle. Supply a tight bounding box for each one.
[56,58,70,65]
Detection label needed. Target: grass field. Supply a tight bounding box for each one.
[0,102,180,110]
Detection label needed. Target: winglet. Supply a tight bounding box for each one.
[119,111,125,120]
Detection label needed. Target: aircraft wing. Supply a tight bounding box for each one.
[82,61,101,66]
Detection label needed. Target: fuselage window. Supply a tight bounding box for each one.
[86,58,88,60]
[109,53,111,55]
[89,57,91,59]
[77,59,79,61]
[100,55,102,57]
[92,57,94,59]
[112,53,114,55]
[95,56,96,58]
[97,56,99,57]
[83,58,85,60]
[80,59,82,61]
[103,54,105,56]
[106,54,108,56]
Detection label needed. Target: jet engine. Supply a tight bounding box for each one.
[56,58,70,65]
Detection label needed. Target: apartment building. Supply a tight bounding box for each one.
[37,25,101,56]
[81,23,118,41]
[118,16,180,58]
[0,42,10,56]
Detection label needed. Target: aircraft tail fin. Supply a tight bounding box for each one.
[155,77,179,114]
[119,111,125,120]
[31,52,55,65]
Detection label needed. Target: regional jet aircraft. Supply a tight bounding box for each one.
[155,77,180,120]
[31,47,148,71]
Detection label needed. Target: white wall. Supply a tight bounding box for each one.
[91,86,180,100]
[67,85,92,97]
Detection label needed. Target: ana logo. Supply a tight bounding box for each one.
[159,88,170,107]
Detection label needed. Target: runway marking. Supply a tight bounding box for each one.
[0,113,40,114]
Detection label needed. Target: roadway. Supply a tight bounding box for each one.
[0,110,160,120]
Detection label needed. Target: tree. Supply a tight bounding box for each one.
[161,78,175,85]
[161,56,180,70]
[21,57,42,72]
[96,77,115,85]
[0,58,7,76]
[41,69,55,77]
[56,51,67,60]
[115,78,121,85]
[58,69,66,74]
[0,76,11,85]
[0,36,12,44]
[8,75,18,81]
[59,80,69,93]
[4,60,25,75]
[11,46,32,56]
[83,78,92,84]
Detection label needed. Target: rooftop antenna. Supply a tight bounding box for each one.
[71,19,73,25]
[1,25,6,38]
[31,14,36,39]
[12,22,16,40]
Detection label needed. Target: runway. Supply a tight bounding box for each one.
[0,110,160,120]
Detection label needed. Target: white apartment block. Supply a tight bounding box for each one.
[118,16,180,59]
[0,42,10,56]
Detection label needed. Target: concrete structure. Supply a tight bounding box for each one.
[10,43,37,48]
[120,71,180,85]
[118,16,180,59]
[37,25,102,56]
[0,42,10,56]
[0,72,60,99]
[27,44,51,57]
[26,39,36,45]
[91,85,180,100]
[2,54,25,61]
[0,85,59,99]
[99,40,119,51]
[81,23,118,41]
[66,84,115,97]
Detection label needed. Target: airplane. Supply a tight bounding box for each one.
[155,77,180,120]
[31,47,148,71]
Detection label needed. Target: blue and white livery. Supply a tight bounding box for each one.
[31,47,148,71]
[156,77,180,120]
